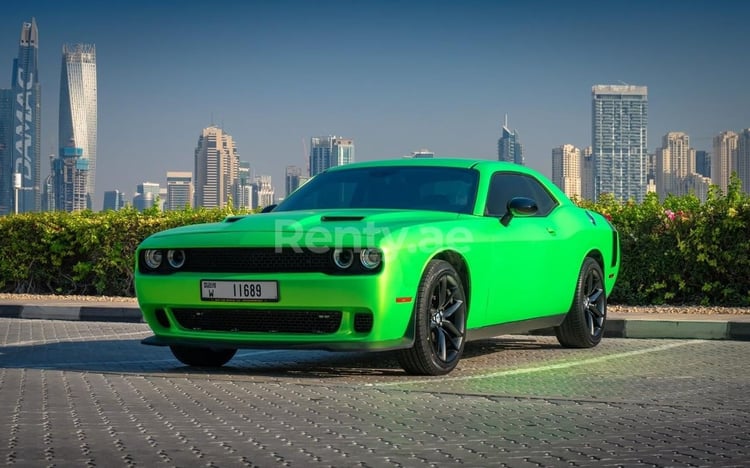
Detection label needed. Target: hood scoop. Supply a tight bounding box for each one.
[321,215,366,222]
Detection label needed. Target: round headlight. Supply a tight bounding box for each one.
[167,249,186,269]
[143,250,163,270]
[360,248,382,270]
[333,248,354,269]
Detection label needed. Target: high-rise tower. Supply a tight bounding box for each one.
[497,115,524,165]
[656,132,694,198]
[591,85,648,201]
[1,19,41,214]
[711,131,738,193]
[194,126,239,208]
[166,171,194,211]
[0,89,13,214]
[736,129,750,194]
[309,136,355,177]
[58,43,97,210]
[551,144,581,199]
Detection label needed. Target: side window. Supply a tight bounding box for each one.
[485,172,558,217]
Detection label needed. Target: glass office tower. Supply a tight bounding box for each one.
[592,85,648,202]
[3,18,41,214]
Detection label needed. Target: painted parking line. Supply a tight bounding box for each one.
[370,340,704,387]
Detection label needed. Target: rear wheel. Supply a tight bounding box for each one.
[169,345,237,367]
[398,260,467,375]
[555,257,606,348]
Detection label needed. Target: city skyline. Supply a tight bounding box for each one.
[1,0,749,207]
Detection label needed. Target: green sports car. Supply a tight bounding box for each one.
[136,158,619,375]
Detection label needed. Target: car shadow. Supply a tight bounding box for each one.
[0,335,560,378]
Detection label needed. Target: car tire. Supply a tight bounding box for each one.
[398,259,467,375]
[169,345,237,367]
[555,257,606,348]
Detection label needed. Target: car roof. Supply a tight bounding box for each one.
[325,157,530,172]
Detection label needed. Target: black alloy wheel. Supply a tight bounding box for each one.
[555,257,607,348]
[169,345,237,367]
[398,259,467,375]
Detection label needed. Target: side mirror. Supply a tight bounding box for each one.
[500,197,538,226]
[260,204,277,213]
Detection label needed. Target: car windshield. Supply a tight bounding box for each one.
[275,166,479,214]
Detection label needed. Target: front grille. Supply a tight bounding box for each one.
[139,247,383,275]
[183,248,334,273]
[172,308,342,334]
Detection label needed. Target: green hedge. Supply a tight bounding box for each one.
[1,181,748,305]
[0,205,235,297]
[578,176,750,306]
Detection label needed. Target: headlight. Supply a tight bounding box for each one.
[143,250,163,270]
[333,248,354,269]
[167,249,186,269]
[360,248,382,270]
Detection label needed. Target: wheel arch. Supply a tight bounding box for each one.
[430,250,471,311]
[585,249,605,273]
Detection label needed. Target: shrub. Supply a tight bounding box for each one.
[579,176,750,306]
[0,206,235,296]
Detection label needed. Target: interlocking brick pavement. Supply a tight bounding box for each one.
[1,318,749,466]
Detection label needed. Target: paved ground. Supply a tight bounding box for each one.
[1,296,748,466]
[1,316,749,466]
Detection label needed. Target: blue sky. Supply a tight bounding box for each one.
[1,0,748,207]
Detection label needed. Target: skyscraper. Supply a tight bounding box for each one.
[309,136,355,177]
[52,141,88,212]
[581,146,595,201]
[194,126,239,208]
[255,175,275,208]
[233,161,253,210]
[695,150,711,178]
[285,165,303,197]
[551,144,581,199]
[736,129,750,194]
[1,19,41,214]
[166,171,193,210]
[0,89,13,214]
[102,190,126,211]
[711,130,738,193]
[333,137,355,166]
[497,115,524,165]
[58,43,97,209]
[656,132,694,199]
[591,85,648,202]
[133,182,160,211]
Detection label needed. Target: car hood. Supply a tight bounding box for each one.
[141,209,464,247]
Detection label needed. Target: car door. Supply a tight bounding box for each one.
[483,171,563,324]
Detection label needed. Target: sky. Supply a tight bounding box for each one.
[1,0,749,209]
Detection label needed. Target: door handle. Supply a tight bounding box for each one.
[546,227,557,236]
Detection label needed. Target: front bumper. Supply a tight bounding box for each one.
[135,271,418,350]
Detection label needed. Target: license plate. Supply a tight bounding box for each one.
[200,280,279,302]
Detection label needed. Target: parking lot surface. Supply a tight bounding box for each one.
[1,318,748,466]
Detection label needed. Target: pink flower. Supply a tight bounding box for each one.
[664,209,676,221]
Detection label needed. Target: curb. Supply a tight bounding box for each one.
[604,318,750,341]
[0,304,144,323]
[1,303,749,341]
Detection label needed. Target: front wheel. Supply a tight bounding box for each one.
[555,257,607,348]
[398,260,467,375]
[169,345,237,367]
